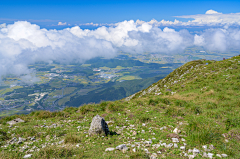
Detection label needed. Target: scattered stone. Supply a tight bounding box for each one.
[166,143,173,148]
[132,148,136,152]
[209,144,215,150]
[188,155,195,159]
[88,115,109,136]
[144,140,152,145]
[221,154,227,158]
[7,118,25,125]
[181,138,186,142]
[58,140,64,144]
[17,137,26,144]
[202,145,207,150]
[207,153,214,159]
[174,143,178,148]
[167,133,179,139]
[193,148,200,155]
[188,149,193,153]
[116,144,128,151]
[160,126,167,130]
[173,128,181,134]
[23,154,32,158]
[142,123,146,126]
[157,151,161,154]
[216,154,222,158]
[160,143,167,147]
[150,153,158,159]
[132,131,137,136]
[172,138,179,143]
[180,146,185,150]
[105,148,115,151]
[202,152,208,157]
[9,137,17,144]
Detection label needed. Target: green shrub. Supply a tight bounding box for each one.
[148,99,158,106]
[64,133,81,144]
[158,98,170,105]
[225,118,240,130]
[187,118,222,145]
[107,102,123,112]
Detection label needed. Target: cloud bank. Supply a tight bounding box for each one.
[0,18,240,83]
[79,10,240,27]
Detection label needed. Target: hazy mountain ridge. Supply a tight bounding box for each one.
[0,55,239,158]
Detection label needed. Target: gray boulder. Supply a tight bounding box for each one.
[7,118,24,125]
[89,115,109,136]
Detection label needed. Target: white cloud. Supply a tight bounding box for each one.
[58,22,67,26]
[0,23,6,28]
[0,20,240,83]
[175,10,240,26]
[205,9,222,15]
[79,10,240,27]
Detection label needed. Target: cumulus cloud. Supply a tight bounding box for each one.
[58,22,67,26]
[0,23,6,28]
[175,9,240,26]
[79,10,240,27]
[0,20,240,84]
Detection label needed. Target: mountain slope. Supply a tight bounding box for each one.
[0,55,239,159]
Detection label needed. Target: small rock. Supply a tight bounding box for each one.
[160,126,167,130]
[172,138,179,143]
[150,153,158,159]
[142,123,146,126]
[157,151,161,154]
[188,149,193,153]
[181,138,186,142]
[207,153,214,159]
[216,154,222,158]
[160,143,166,147]
[132,148,136,152]
[209,144,215,150]
[202,145,207,150]
[23,154,32,158]
[193,148,200,155]
[180,146,185,150]
[58,140,64,144]
[202,152,208,157]
[174,143,178,148]
[144,140,152,145]
[173,128,181,134]
[188,155,195,159]
[166,143,173,148]
[221,154,227,158]
[105,148,115,151]
[116,144,128,150]
[132,131,137,136]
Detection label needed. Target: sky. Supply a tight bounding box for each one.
[1,0,240,28]
[0,0,240,83]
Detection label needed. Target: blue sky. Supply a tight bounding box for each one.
[0,0,240,81]
[1,0,240,28]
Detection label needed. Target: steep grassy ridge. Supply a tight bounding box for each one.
[0,55,239,158]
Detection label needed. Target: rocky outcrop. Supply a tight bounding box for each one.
[89,115,109,136]
[7,118,25,125]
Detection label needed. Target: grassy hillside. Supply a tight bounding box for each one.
[0,55,239,159]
